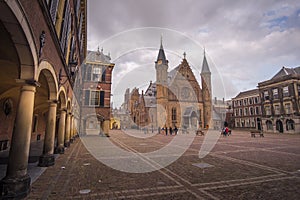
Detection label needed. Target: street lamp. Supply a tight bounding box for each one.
[69,61,78,76]
[58,62,77,87]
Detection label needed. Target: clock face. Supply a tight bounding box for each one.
[181,87,190,99]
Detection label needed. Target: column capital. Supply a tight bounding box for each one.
[60,108,67,113]
[16,79,41,87]
[47,100,58,107]
[47,99,59,104]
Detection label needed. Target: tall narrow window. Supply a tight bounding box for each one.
[90,91,100,106]
[101,68,106,82]
[86,65,92,80]
[264,91,269,100]
[285,103,291,114]
[283,86,289,97]
[265,106,271,115]
[274,104,280,115]
[250,107,254,115]
[273,88,278,99]
[244,108,248,116]
[172,108,177,121]
[92,67,101,81]
[255,106,260,115]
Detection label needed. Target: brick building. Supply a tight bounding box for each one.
[79,48,114,136]
[0,0,87,198]
[258,66,300,133]
[232,89,262,131]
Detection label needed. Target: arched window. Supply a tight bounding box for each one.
[286,119,295,131]
[266,120,273,130]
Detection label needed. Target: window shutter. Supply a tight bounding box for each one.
[100,91,105,107]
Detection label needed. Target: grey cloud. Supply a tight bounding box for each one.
[88,0,300,104]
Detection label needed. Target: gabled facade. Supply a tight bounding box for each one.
[121,40,212,131]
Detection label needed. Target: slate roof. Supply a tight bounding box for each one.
[201,53,211,74]
[86,49,112,64]
[271,66,300,80]
[233,88,259,99]
[156,43,168,65]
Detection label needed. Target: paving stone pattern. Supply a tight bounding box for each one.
[27,130,300,199]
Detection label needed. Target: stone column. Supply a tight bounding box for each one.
[64,112,71,147]
[0,85,36,199]
[56,109,66,154]
[38,102,57,167]
[70,115,74,143]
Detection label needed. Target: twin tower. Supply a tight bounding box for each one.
[154,39,212,129]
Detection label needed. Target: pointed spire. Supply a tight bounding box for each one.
[156,35,168,64]
[201,47,211,74]
[160,34,163,49]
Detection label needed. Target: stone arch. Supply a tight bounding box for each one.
[1,0,38,80]
[57,87,67,110]
[67,99,72,113]
[36,61,58,101]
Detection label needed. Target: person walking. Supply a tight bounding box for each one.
[174,126,178,135]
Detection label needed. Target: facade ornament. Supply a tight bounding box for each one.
[39,31,46,58]
[3,98,13,116]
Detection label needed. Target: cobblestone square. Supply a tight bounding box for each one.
[27,130,300,199]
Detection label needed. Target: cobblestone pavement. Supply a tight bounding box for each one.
[27,130,300,199]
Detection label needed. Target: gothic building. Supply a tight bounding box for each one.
[122,40,212,131]
[0,0,87,198]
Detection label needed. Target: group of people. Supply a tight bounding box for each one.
[159,126,179,135]
[221,122,231,137]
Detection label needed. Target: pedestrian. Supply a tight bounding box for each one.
[224,126,229,137]
[170,127,173,135]
[174,126,178,135]
[165,126,168,136]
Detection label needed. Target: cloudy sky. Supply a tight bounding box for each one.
[87,0,300,108]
